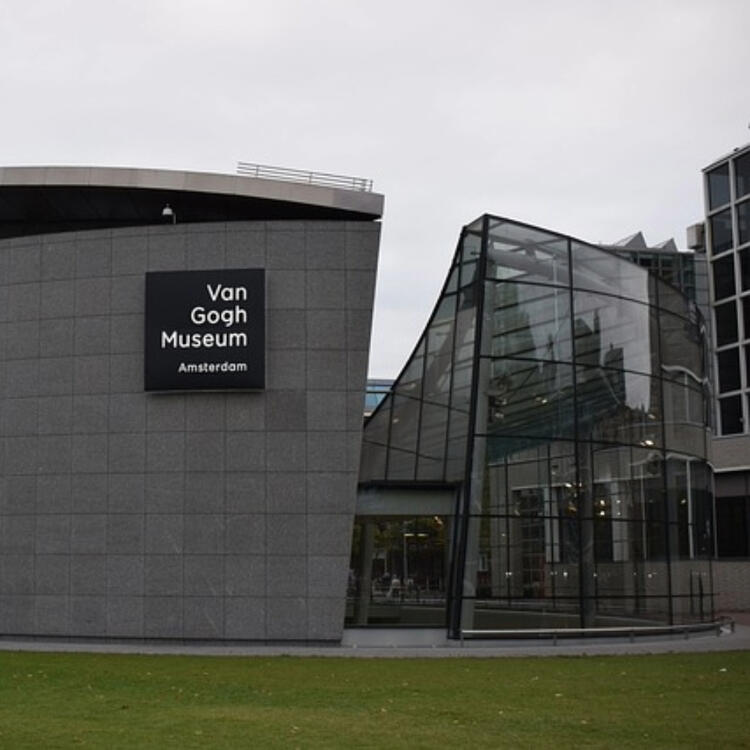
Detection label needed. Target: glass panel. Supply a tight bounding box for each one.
[671,562,714,623]
[431,293,456,329]
[386,393,420,480]
[741,248,750,291]
[488,282,572,361]
[738,199,750,247]
[393,339,424,399]
[709,210,733,256]
[577,366,662,447]
[707,162,730,209]
[736,151,750,200]
[359,442,387,482]
[444,265,459,294]
[715,300,738,347]
[659,257,675,285]
[485,363,576,446]
[422,297,456,407]
[450,372,472,414]
[461,514,583,630]
[571,242,651,304]
[423,350,453,408]
[445,434,467,482]
[346,517,448,626]
[466,438,689,627]
[712,254,736,301]
[417,402,449,481]
[486,219,570,287]
[690,462,714,557]
[717,348,741,393]
[460,259,477,289]
[719,395,743,435]
[663,376,708,457]
[660,310,704,381]
[360,403,391,482]
[458,233,481,288]
[365,381,392,417]
[657,278,694,319]
[573,292,655,376]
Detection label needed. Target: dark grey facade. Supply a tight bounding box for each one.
[0,167,382,642]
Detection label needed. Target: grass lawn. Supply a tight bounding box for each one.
[0,650,748,749]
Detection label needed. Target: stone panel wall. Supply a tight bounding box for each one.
[0,219,380,641]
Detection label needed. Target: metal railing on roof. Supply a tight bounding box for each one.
[237,162,373,192]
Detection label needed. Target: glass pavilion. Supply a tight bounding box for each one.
[352,216,715,637]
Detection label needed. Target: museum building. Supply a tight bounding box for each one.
[0,164,719,643]
[0,165,382,641]
[355,215,715,637]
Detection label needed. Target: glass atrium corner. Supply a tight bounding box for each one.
[353,215,715,637]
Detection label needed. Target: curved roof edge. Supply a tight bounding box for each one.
[0,164,384,218]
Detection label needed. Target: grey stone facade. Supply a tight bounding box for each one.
[0,219,380,641]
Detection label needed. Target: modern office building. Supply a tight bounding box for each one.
[702,142,750,562]
[354,215,714,637]
[0,164,383,642]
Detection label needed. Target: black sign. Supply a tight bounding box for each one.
[145,269,265,391]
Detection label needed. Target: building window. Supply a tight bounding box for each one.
[715,300,738,346]
[708,163,731,209]
[738,199,750,247]
[716,497,749,557]
[719,395,743,434]
[712,255,736,301]
[741,248,750,292]
[736,152,750,200]
[717,348,741,393]
[710,210,733,256]
[744,299,750,341]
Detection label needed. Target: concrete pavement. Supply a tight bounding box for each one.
[0,622,748,659]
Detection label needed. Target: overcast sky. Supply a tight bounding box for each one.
[1,0,748,377]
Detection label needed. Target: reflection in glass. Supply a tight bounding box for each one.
[489,283,572,362]
[358,215,713,635]
[715,300,738,347]
[347,517,448,626]
[741,248,750,292]
[719,395,743,434]
[717,348,741,393]
[710,210,733,256]
[738,199,750,247]
[708,162,731,209]
[573,292,654,376]
[736,152,750,199]
[486,220,569,287]
[572,241,650,303]
[660,311,704,380]
[712,255,735,301]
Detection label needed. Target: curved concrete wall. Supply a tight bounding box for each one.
[0,219,380,641]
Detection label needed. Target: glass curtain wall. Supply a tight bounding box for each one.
[357,216,714,635]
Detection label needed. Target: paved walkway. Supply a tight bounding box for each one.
[1,623,748,659]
